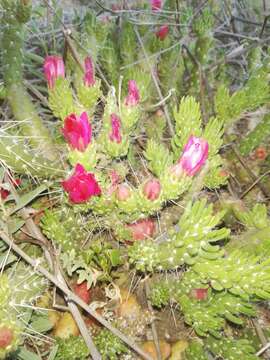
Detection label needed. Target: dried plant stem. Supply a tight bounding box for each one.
[56,267,102,360]
[134,26,174,136]
[253,319,270,357]
[240,170,270,199]
[145,281,162,360]
[229,143,270,198]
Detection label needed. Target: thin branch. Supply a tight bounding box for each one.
[240,170,270,199]
[145,281,161,360]
[134,26,174,136]
[229,143,270,199]
[253,319,270,357]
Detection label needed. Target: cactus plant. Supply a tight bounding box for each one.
[0,2,270,359]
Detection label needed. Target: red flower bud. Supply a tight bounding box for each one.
[73,281,91,304]
[155,25,169,40]
[109,114,122,143]
[255,146,267,160]
[190,288,208,301]
[83,56,95,87]
[62,112,92,152]
[0,327,13,349]
[116,184,131,201]
[124,80,140,106]
[62,164,101,204]
[127,219,156,241]
[143,179,161,201]
[151,0,162,11]
[43,55,65,89]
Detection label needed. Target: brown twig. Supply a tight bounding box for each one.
[134,26,174,136]
[182,44,207,124]
[252,319,270,358]
[240,170,270,199]
[259,14,270,38]
[145,281,162,360]
[229,143,270,199]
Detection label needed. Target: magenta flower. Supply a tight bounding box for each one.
[177,136,209,176]
[151,0,162,11]
[155,25,169,40]
[62,164,101,204]
[43,55,65,89]
[109,114,122,143]
[62,112,92,152]
[124,80,140,106]
[143,179,161,201]
[83,56,95,87]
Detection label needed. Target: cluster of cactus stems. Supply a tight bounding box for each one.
[0,0,270,359]
[185,337,260,360]
[148,203,270,343]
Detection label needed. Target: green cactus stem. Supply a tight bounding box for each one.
[55,336,90,360]
[40,207,87,253]
[150,273,256,337]
[128,199,229,272]
[1,0,58,161]
[94,329,128,360]
[185,336,259,360]
[206,336,259,360]
[0,135,63,178]
[184,340,208,360]
[215,65,270,126]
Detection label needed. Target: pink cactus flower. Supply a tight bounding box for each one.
[62,164,101,204]
[83,56,95,87]
[124,80,140,106]
[143,179,161,201]
[109,114,122,143]
[116,184,131,201]
[127,219,156,241]
[155,25,169,40]
[151,0,162,11]
[173,136,209,177]
[43,55,65,89]
[62,112,92,152]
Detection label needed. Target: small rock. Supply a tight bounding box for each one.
[53,312,79,338]
[141,340,171,360]
[169,340,188,360]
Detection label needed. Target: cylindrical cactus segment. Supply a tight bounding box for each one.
[1,0,58,161]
